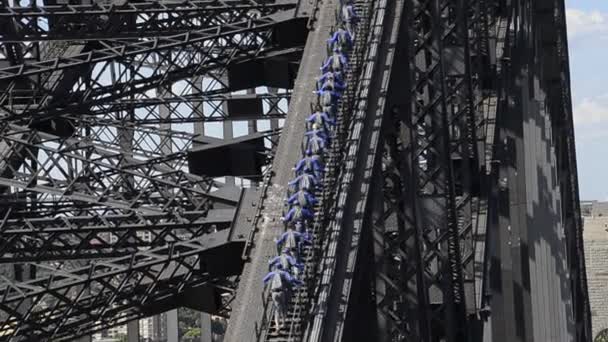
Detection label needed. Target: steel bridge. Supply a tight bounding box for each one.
[0,0,591,341]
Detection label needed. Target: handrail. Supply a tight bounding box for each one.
[241,166,274,260]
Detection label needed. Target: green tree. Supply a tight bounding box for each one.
[178,308,201,339]
[184,327,201,341]
[596,329,608,342]
[115,333,128,342]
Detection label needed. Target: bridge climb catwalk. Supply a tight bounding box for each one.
[0,0,592,341]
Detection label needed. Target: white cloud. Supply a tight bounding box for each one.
[573,95,608,143]
[566,8,608,39]
[573,95,608,125]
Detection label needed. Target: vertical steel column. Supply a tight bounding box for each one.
[553,0,592,339]
[448,0,483,315]
[200,312,213,342]
[247,88,258,134]
[193,74,206,149]
[378,0,430,339]
[127,320,140,342]
[221,74,235,186]
[381,0,477,340]
[116,62,136,193]
[167,309,179,342]
[370,170,389,342]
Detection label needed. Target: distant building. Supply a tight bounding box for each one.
[582,200,608,339]
[92,324,126,341]
[582,200,608,218]
[91,229,166,342]
[139,317,154,341]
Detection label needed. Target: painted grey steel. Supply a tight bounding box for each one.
[167,309,179,342]
[200,312,214,342]
[127,320,140,342]
[0,0,591,341]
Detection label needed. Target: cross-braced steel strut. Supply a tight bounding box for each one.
[84,93,290,124]
[0,16,303,123]
[0,124,231,213]
[0,229,244,342]
[0,204,242,262]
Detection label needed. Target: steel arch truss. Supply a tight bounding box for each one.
[373,0,485,340]
[0,15,304,124]
[0,123,279,262]
[0,0,298,42]
[0,0,305,338]
[86,92,290,125]
[0,231,243,342]
[0,124,225,214]
[0,208,237,262]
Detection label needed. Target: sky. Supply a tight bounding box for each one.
[565,0,608,200]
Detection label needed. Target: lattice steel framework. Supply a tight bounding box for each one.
[0,231,241,341]
[368,0,590,341]
[294,0,590,341]
[375,0,480,339]
[0,0,304,340]
[0,0,296,41]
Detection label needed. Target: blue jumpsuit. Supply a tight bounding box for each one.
[305,128,331,145]
[307,111,336,129]
[318,71,344,88]
[283,206,314,224]
[268,254,304,276]
[316,89,342,110]
[306,135,327,155]
[288,174,319,192]
[287,190,318,208]
[276,229,313,257]
[321,52,349,73]
[327,28,354,51]
[341,4,359,34]
[294,155,324,176]
[263,269,303,326]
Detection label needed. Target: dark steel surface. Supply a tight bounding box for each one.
[0,0,298,41]
[0,0,592,341]
[0,1,303,340]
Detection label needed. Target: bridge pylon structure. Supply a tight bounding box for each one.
[0,0,591,341]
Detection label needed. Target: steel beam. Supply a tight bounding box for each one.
[0,227,243,342]
[0,17,306,124]
[0,208,237,262]
[553,0,592,339]
[84,93,290,124]
[0,0,297,41]
[0,124,227,214]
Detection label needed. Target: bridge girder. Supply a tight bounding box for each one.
[0,0,297,42]
[0,0,592,341]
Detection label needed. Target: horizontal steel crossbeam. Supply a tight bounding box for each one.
[0,124,229,214]
[0,0,297,41]
[0,17,304,123]
[0,207,237,262]
[85,93,290,124]
[0,229,243,342]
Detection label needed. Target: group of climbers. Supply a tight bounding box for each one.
[262,0,359,331]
